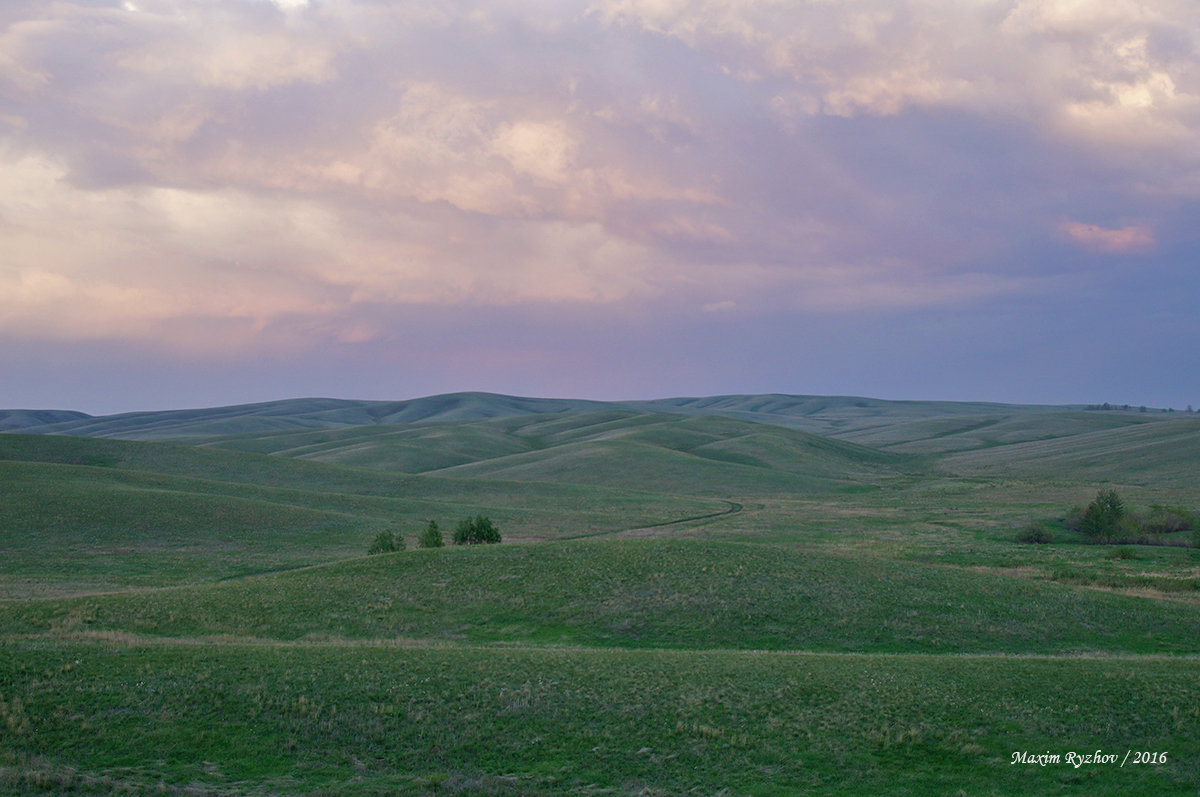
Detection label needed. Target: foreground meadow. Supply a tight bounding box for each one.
[2,639,1197,795]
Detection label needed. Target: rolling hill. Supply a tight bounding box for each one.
[940,416,1200,487]
[2,390,1155,441]
[5,392,1200,793]
[194,410,915,495]
[0,433,726,597]
[0,409,89,430]
[0,393,617,439]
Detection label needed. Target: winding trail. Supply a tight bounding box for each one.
[558,500,744,541]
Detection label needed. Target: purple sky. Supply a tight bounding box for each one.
[3,0,1200,414]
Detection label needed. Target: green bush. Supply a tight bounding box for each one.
[1141,505,1195,535]
[418,519,444,549]
[1067,492,1197,546]
[452,514,501,545]
[1107,546,1138,560]
[367,529,404,555]
[1015,523,1054,544]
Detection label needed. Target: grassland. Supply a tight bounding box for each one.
[6,539,1200,654]
[0,433,724,596]
[2,395,1200,794]
[3,639,1197,795]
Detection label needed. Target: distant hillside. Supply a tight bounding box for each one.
[627,393,1080,436]
[9,393,615,439]
[5,392,1189,475]
[426,412,913,495]
[195,410,916,495]
[3,390,1100,440]
[831,409,1175,453]
[940,416,1200,487]
[0,409,91,430]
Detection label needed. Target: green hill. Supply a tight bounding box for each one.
[0,434,725,596]
[432,414,914,495]
[0,409,90,430]
[3,390,1130,444]
[940,416,1200,487]
[832,409,1174,453]
[197,418,543,471]
[198,411,916,496]
[629,393,1080,436]
[10,393,617,439]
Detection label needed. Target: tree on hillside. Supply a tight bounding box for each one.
[453,514,501,545]
[1081,489,1126,539]
[418,519,444,548]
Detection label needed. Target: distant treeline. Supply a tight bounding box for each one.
[1086,403,1195,413]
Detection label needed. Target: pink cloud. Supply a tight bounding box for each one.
[1057,220,1155,254]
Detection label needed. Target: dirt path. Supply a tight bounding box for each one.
[555,500,743,541]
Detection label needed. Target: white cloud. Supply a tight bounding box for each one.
[491,120,578,183]
[0,152,343,345]
[590,0,1200,161]
[0,144,668,348]
[117,26,338,91]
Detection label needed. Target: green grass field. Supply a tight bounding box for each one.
[3,640,1196,795]
[2,394,1199,794]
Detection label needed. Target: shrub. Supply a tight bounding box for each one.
[1015,523,1054,544]
[1107,546,1138,560]
[1141,505,1195,535]
[452,514,501,545]
[418,519,444,549]
[367,529,404,555]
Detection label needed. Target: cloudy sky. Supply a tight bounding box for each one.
[3,0,1199,414]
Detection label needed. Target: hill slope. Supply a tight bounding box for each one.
[6,393,617,439]
[197,411,917,495]
[0,409,90,430]
[940,416,1200,487]
[4,390,1145,442]
[629,393,1077,436]
[0,434,725,596]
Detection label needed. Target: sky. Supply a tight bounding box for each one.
[3,0,1200,414]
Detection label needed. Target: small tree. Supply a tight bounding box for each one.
[368,529,403,554]
[418,519,444,548]
[452,514,501,545]
[1080,489,1125,539]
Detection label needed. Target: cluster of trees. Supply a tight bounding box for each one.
[1019,490,1196,546]
[367,516,501,554]
[1085,403,1196,413]
[1066,489,1196,544]
[367,528,405,554]
[451,514,501,545]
